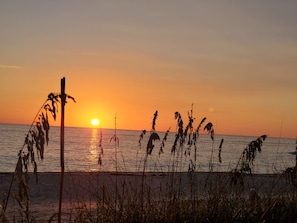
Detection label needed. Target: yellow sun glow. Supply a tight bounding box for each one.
[91,118,99,126]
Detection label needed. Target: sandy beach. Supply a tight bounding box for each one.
[0,171,296,222]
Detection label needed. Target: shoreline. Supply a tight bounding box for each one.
[1,171,296,222]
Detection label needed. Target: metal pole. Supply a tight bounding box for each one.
[58,77,66,223]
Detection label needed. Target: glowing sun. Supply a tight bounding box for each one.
[91,118,100,126]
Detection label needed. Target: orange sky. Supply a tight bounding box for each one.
[1,1,297,138]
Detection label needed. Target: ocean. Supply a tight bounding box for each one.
[0,124,296,174]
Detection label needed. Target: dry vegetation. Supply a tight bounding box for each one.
[67,110,297,223]
[0,88,75,223]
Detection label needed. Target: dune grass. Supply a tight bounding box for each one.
[66,109,296,223]
[65,171,297,223]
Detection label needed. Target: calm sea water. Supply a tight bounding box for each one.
[0,124,296,174]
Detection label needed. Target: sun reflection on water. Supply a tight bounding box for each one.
[88,128,98,163]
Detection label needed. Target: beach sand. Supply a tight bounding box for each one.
[0,171,296,222]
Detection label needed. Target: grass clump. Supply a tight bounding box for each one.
[69,109,295,223]
[71,183,297,223]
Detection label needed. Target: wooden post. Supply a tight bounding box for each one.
[58,77,66,223]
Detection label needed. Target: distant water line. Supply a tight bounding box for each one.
[0,124,296,174]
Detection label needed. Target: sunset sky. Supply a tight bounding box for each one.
[1,1,296,138]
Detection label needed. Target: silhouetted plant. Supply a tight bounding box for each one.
[2,90,75,222]
[194,117,207,141]
[146,112,160,156]
[145,111,161,157]
[152,110,158,131]
[203,122,215,170]
[170,106,216,172]
[234,135,267,174]
[218,138,224,163]
[188,117,207,172]
[146,132,160,155]
[138,130,146,148]
[171,112,184,153]
[8,94,58,221]
[195,117,207,138]
[139,111,163,215]
[184,105,195,156]
[204,122,214,140]
[181,105,200,172]
[184,105,195,144]
[138,111,171,169]
[159,128,170,156]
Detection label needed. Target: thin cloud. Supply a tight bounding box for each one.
[51,50,97,57]
[0,65,21,69]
